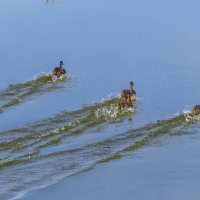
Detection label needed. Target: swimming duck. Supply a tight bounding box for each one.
[53,61,66,77]
[118,81,136,111]
[192,105,200,115]
[120,81,136,101]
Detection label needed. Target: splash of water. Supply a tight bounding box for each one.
[95,93,136,120]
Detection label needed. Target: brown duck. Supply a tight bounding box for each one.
[118,81,136,111]
[53,61,66,78]
[192,105,200,115]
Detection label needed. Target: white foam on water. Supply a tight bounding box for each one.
[32,72,52,80]
[52,73,71,82]
[32,71,71,82]
[180,107,200,123]
[101,93,120,102]
[95,104,134,120]
[95,105,119,120]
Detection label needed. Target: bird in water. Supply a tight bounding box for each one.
[53,61,66,78]
[192,105,200,115]
[118,81,136,112]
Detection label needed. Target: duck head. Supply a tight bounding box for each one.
[60,61,64,67]
[130,81,134,94]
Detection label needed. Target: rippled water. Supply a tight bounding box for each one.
[0,73,68,113]
[1,95,200,200]
[1,0,200,199]
[0,89,199,200]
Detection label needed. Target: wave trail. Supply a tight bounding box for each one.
[1,98,200,200]
[0,72,69,113]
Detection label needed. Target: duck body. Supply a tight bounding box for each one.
[53,67,66,77]
[118,81,136,112]
[53,61,66,78]
[121,89,136,101]
[118,99,133,112]
[192,105,200,115]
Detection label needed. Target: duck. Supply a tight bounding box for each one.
[118,81,136,112]
[192,105,200,115]
[53,61,66,78]
[121,81,136,101]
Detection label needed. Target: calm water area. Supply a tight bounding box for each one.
[1,0,200,199]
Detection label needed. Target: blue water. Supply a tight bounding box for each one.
[1,0,200,199]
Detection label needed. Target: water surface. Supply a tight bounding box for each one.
[1,0,200,199]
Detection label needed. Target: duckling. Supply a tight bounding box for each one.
[53,61,66,78]
[192,105,200,115]
[120,81,136,103]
